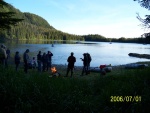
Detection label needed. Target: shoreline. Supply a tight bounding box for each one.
[51,61,150,71]
[6,56,150,72]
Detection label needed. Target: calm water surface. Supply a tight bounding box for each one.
[4,41,150,67]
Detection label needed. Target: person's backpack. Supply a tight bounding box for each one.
[87,53,92,63]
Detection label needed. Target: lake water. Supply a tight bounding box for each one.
[3,41,150,67]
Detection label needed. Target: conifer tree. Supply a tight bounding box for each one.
[0,0,23,30]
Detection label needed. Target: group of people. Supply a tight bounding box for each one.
[22,49,53,73]
[36,50,53,72]
[66,52,92,77]
[0,44,92,76]
[0,45,54,73]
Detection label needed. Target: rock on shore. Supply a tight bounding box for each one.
[128,53,150,59]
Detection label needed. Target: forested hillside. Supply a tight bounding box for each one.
[0,1,83,41]
[0,1,149,44]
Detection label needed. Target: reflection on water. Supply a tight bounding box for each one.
[2,40,150,67]
[5,40,77,44]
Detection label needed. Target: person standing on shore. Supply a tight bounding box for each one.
[5,47,10,68]
[14,51,21,71]
[80,53,88,76]
[46,51,53,71]
[42,52,47,72]
[87,53,92,73]
[37,51,42,72]
[23,49,30,73]
[65,52,76,77]
[0,44,7,67]
[6,48,10,59]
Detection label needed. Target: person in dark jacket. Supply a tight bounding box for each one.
[23,49,29,73]
[14,51,21,71]
[66,52,76,77]
[0,44,7,66]
[37,51,42,72]
[6,48,10,59]
[87,53,92,73]
[46,51,53,71]
[42,52,47,72]
[81,53,88,76]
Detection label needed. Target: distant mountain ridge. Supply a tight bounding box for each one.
[0,2,83,41]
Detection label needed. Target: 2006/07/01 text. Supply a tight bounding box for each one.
[110,96,141,102]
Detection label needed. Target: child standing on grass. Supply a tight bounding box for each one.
[14,51,21,71]
[31,57,36,69]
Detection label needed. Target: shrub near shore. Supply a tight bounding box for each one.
[0,63,150,113]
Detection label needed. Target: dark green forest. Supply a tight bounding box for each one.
[0,0,150,44]
[83,35,150,44]
[0,1,83,41]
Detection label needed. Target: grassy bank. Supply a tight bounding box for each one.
[0,63,150,113]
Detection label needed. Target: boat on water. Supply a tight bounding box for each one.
[52,44,54,47]
[76,41,81,44]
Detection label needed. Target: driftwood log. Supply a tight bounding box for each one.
[128,53,150,59]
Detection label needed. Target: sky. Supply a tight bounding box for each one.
[4,0,150,38]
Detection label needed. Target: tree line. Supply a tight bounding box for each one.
[0,22,83,41]
[82,35,150,44]
[0,0,150,44]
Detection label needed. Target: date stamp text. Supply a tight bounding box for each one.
[110,96,141,102]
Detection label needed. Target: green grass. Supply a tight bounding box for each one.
[0,64,150,113]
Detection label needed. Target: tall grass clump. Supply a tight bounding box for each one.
[0,64,150,113]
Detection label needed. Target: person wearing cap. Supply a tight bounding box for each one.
[65,52,76,77]
[23,49,30,73]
